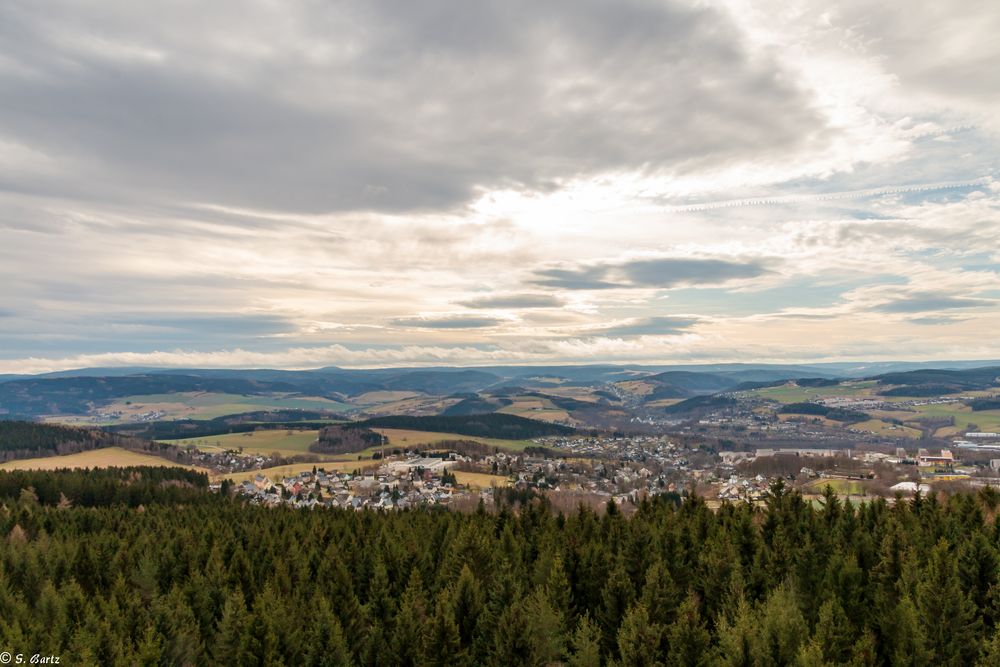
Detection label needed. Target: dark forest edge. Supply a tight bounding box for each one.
[1,470,1000,665]
[350,413,577,439]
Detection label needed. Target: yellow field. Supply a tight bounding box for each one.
[498,405,572,424]
[0,447,208,472]
[803,478,867,495]
[613,380,658,396]
[453,471,512,488]
[163,429,320,457]
[213,460,377,483]
[373,428,534,451]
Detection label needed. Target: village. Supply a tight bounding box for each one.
[199,419,1000,511]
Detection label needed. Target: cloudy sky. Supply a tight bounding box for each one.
[1,0,999,373]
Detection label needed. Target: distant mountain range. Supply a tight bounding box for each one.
[2,360,999,419]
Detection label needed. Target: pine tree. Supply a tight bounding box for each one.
[390,569,429,667]
[755,582,808,666]
[714,598,756,667]
[490,595,532,666]
[917,540,983,665]
[614,603,664,667]
[814,597,854,664]
[665,592,710,667]
[213,591,253,666]
[424,587,461,667]
[600,559,636,659]
[303,596,353,667]
[525,586,566,665]
[568,613,602,667]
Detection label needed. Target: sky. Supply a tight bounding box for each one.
[1,0,999,373]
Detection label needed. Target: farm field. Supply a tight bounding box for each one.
[357,395,460,417]
[849,419,922,439]
[751,381,877,404]
[776,414,842,428]
[0,447,208,472]
[98,392,351,421]
[909,404,1000,433]
[373,428,535,452]
[214,460,377,483]
[453,471,512,488]
[497,399,573,424]
[162,429,320,457]
[803,478,868,495]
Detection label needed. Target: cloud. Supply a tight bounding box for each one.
[908,316,967,326]
[621,258,768,287]
[458,294,563,309]
[531,267,624,290]
[875,294,994,314]
[582,316,700,337]
[532,256,769,290]
[0,0,830,215]
[390,316,505,329]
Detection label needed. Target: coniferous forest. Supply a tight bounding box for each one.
[2,469,1000,666]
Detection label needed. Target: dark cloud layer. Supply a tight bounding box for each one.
[459,294,563,309]
[532,257,768,290]
[875,294,994,314]
[0,0,826,215]
[391,316,504,329]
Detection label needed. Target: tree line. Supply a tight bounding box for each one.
[1,473,1000,665]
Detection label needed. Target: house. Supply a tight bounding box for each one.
[918,449,954,467]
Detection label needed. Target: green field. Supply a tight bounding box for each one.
[100,392,351,421]
[850,419,923,439]
[163,429,321,457]
[750,381,878,404]
[908,403,1000,433]
[166,426,539,459]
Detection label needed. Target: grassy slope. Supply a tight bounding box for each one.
[100,392,350,421]
[162,430,320,457]
[0,447,208,472]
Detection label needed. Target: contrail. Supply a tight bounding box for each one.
[665,177,992,212]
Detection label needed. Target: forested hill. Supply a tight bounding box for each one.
[0,466,208,507]
[0,420,122,462]
[352,413,575,439]
[2,482,1000,664]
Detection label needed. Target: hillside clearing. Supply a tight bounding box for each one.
[453,471,512,488]
[373,428,535,452]
[0,447,207,472]
[162,429,320,457]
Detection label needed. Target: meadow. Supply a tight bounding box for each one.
[749,380,878,404]
[0,447,208,472]
[162,429,321,457]
[100,391,350,421]
[452,470,512,488]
